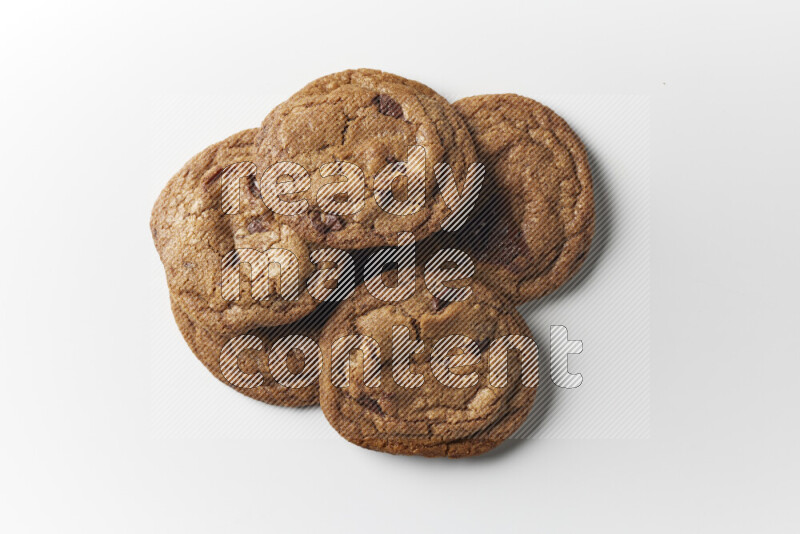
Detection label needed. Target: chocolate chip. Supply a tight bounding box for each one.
[355,394,384,415]
[373,94,403,119]
[489,224,528,268]
[477,339,491,353]
[247,174,261,199]
[310,212,344,233]
[466,197,530,266]
[431,297,451,313]
[376,188,394,205]
[247,215,270,234]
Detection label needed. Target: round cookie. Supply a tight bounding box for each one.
[151,129,321,335]
[255,69,477,249]
[452,95,595,303]
[318,272,538,457]
[169,293,334,406]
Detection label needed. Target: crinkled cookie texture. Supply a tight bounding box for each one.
[169,294,332,406]
[151,129,321,335]
[255,69,477,249]
[319,274,537,458]
[452,95,595,303]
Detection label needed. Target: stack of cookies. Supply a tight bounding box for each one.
[151,69,594,457]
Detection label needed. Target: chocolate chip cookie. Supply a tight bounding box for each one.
[452,95,595,303]
[169,294,333,406]
[318,271,538,457]
[255,69,477,249]
[151,129,321,335]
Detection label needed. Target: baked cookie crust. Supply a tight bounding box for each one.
[452,94,595,303]
[255,69,477,249]
[151,129,321,334]
[319,273,537,457]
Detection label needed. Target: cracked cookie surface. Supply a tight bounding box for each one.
[255,69,477,249]
[452,95,595,303]
[318,272,537,457]
[151,129,321,335]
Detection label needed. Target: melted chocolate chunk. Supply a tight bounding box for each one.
[373,94,403,119]
[486,221,528,269]
[466,196,530,269]
[247,215,270,234]
[431,297,452,313]
[310,211,345,233]
[355,394,384,415]
[247,174,261,199]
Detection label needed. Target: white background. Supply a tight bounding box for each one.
[1,1,798,532]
